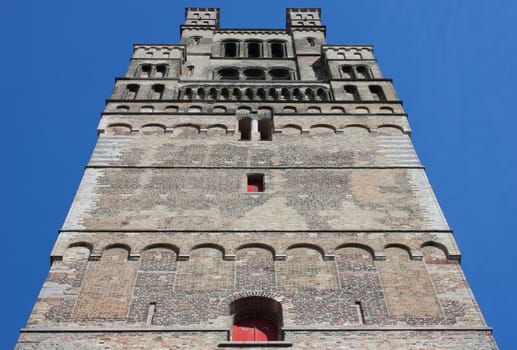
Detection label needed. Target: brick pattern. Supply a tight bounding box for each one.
[377,246,443,319]
[175,247,234,291]
[235,247,276,290]
[127,247,177,323]
[72,247,138,319]
[278,247,338,291]
[335,247,388,324]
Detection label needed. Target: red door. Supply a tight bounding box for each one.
[232,318,277,341]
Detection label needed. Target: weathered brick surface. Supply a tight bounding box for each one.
[18,7,498,349]
[16,330,498,349]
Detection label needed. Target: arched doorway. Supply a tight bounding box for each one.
[230,296,282,342]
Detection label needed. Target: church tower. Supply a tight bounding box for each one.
[16,8,498,349]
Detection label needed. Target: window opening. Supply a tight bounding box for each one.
[369,85,386,101]
[307,37,315,46]
[219,68,239,80]
[239,117,252,141]
[356,66,370,79]
[269,68,291,80]
[341,65,354,79]
[223,42,238,57]
[140,65,152,78]
[126,84,139,99]
[270,42,285,58]
[258,118,272,141]
[151,84,164,99]
[344,85,360,101]
[243,69,265,80]
[247,41,261,58]
[156,65,167,78]
[247,174,264,192]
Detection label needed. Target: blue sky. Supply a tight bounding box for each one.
[1,0,515,348]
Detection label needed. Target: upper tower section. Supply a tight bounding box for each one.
[183,7,220,28]
[286,8,324,28]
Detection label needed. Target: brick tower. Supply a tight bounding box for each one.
[17,8,498,349]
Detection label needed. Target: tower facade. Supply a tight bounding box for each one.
[17,8,498,349]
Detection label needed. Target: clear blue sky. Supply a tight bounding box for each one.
[1,0,515,348]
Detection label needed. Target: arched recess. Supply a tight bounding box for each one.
[235,244,275,290]
[354,106,369,114]
[379,106,394,113]
[172,123,200,138]
[230,296,283,341]
[175,245,233,291]
[106,123,132,135]
[282,106,297,113]
[141,123,166,134]
[281,124,302,135]
[127,245,178,324]
[72,245,138,319]
[207,124,227,136]
[421,241,449,264]
[342,124,370,136]
[377,124,404,136]
[279,244,338,290]
[310,124,336,135]
[335,244,384,324]
[377,245,443,318]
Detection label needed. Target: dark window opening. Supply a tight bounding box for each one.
[356,66,370,79]
[344,85,360,101]
[243,69,265,80]
[369,85,386,101]
[247,174,264,192]
[140,65,152,78]
[269,68,291,80]
[239,117,252,141]
[224,42,238,57]
[247,42,261,57]
[151,84,164,99]
[341,65,354,79]
[307,37,315,46]
[258,118,272,141]
[156,65,167,78]
[126,84,139,99]
[219,68,239,80]
[270,42,285,58]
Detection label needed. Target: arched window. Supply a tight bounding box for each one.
[306,37,315,46]
[223,41,239,57]
[218,68,239,80]
[270,41,286,58]
[243,68,265,80]
[150,84,164,99]
[246,41,262,57]
[140,64,152,78]
[341,65,354,79]
[369,85,387,101]
[344,85,360,101]
[125,84,139,99]
[356,65,371,79]
[155,64,168,78]
[230,297,282,342]
[269,68,291,80]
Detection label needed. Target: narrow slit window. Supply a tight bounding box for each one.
[125,84,139,99]
[247,174,264,192]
